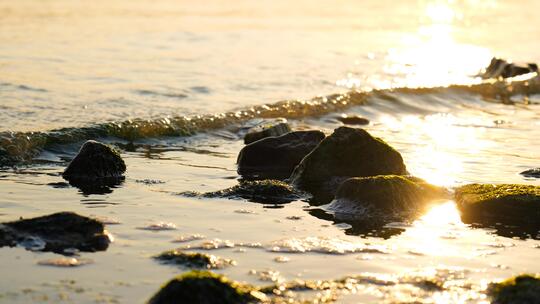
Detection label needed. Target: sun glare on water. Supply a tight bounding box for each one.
[383,1,492,88]
[400,201,466,256]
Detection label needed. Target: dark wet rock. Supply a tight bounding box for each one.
[488,274,540,304]
[336,114,370,125]
[482,57,538,79]
[0,212,110,255]
[455,183,540,226]
[62,140,126,181]
[243,121,292,145]
[148,270,265,304]
[154,250,235,269]
[196,180,307,204]
[325,175,448,219]
[290,127,407,202]
[237,130,325,180]
[521,168,540,178]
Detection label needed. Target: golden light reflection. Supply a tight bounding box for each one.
[380,113,493,186]
[401,201,465,256]
[382,1,492,88]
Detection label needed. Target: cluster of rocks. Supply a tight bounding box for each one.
[2,100,540,303]
[228,124,449,222]
[0,140,124,254]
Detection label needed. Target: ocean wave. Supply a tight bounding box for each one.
[1,76,539,166]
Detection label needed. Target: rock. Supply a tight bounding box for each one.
[154,250,235,269]
[454,184,540,225]
[488,274,540,304]
[521,168,540,178]
[482,57,538,79]
[198,180,306,204]
[243,120,292,145]
[290,127,407,201]
[62,140,126,181]
[237,130,325,180]
[336,114,370,125]
[325,175,448,219]
[148,270,265,304]
[0,212,111,255]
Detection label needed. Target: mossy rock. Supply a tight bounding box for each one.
[63,140,126,181]
[201,180,306,204]
[148,271,265,304]
[0,212,110,255]
[237,130,325,180]
[454,184,540,225]
[290,127,407,201]
[154,250,235,269]
[488,274,540,304]
[326,175,448,219]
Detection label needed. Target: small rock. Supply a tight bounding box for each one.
[290,127,407,202]
[201,180,306,204]
[488,274,540,304]
[336,114,370,125]
[237,130,325,180]
[326,175,448,219]
[148,271,265,304]
[62,140,126,182]
[454,183,540,225]
[0,212,111,255]
[481,57,538,79]
[244,120,292,145]
[521,168,540,178]
[154,250,235,269]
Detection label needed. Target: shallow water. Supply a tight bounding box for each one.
[1,0,540,303]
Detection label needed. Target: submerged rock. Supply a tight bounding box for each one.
[237,130,325,180]
[148,270,265,304]
[482,57,538,79]
[243,120,292,145]
[455,184,540,225]
[521,168,540,178]
[326,175,447,219]
[290,127,407,201]
[200,180,306,204]
[154,250,235,269]
[488,274,540,304]
[0,212,111,254]
[62,140,126,182]
[336,114,370,125]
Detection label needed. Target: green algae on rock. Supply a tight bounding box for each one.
[326,175,448,219]
[290,127,407,202]
[185,180,307,204]
[63,140,126,181]
[148,270,266,304]
[154,250,236,269]
[0,212,111,255]
[454,184,540,225]
[237,130,325,180]
[488,274,540,304]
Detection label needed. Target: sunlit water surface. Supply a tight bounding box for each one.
[1,0,540,303]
